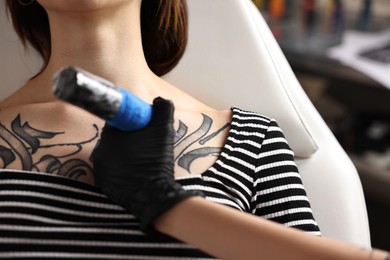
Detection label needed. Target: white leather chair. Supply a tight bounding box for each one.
[164,0,371,247]
[0,0,371,247]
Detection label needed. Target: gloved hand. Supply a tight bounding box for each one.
[91,97,203,233]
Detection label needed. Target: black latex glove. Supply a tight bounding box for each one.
[91,97,202,233]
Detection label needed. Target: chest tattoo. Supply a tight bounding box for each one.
[0,113,229,178]
[0,114,99,180]
[174,113,230,173]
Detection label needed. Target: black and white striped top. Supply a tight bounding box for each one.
[0,107,321,259]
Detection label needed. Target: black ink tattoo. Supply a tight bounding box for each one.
[174,114,213,160]
[0,114,99,180]
[174,121,188,143]
[174,114,229,174]
[11,114,62,154]
[177,147,222,172]
[0,145,15,168]
[199,123,230,145]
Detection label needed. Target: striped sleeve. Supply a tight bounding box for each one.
[252,119,321,235]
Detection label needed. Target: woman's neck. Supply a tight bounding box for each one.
[1,1,213,112]
[28,1,161,104]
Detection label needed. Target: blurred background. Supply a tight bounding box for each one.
[0,0,389,252]
[252,0,390,251]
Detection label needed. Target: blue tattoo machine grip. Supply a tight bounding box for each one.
[52,66,152,131]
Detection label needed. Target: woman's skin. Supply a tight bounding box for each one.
[1,1,388,259]
[0,0,232,183]
[3,0,203,109]
[1,0,196,110]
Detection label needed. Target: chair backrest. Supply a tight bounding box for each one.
[0,0,370,247]
[164,0,371,247]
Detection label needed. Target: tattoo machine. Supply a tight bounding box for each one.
[52,66,152,131]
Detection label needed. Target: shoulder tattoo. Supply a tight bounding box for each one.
[174,113,230,174]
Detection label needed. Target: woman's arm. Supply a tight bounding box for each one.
[155,196,389,260]
[92,99,389,260]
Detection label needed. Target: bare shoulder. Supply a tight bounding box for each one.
[0,101,104,185]
[172,108,232,177]
[0,101,104,142]
[173,108,232,143]
[174,108,232,128]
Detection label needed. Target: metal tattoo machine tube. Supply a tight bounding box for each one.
[52,66,152,131]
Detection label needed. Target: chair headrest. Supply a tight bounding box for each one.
[164,0,318,158]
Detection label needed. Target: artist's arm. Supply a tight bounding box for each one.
[155,196,389,260]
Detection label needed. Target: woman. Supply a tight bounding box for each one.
[0,0,386,259]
